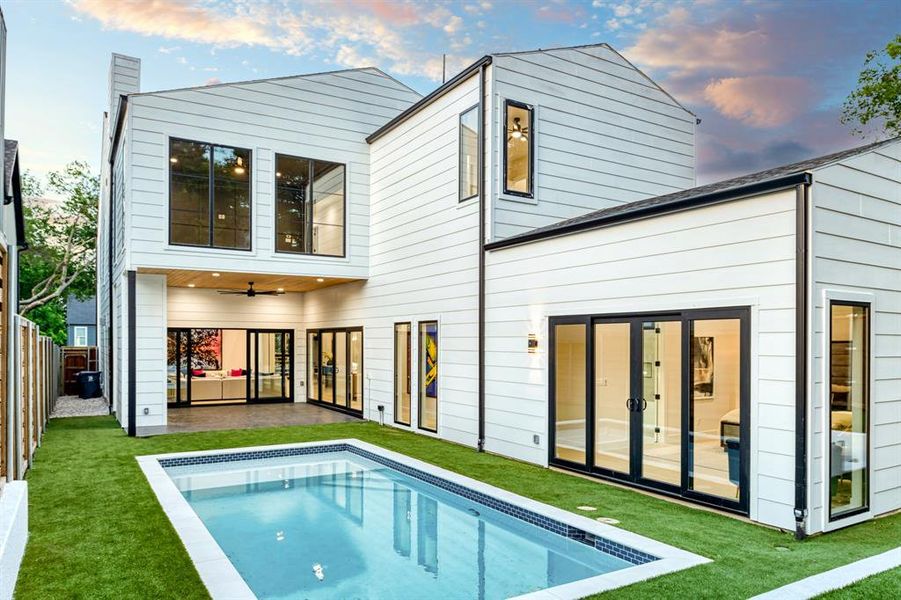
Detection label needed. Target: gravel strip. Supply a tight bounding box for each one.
[50,395,109,418]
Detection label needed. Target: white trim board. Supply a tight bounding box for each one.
[138,439,710,600]
[750,547,901,600]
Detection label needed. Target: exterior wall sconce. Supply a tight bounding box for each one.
[528,333,538,353]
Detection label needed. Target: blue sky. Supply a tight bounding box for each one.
[2,0,898,186]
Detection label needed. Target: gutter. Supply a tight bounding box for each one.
[485,172,812,252]
[109,95,128,420]
[794,178,812,539]
[367,56,492,144]
[477,62,487,452]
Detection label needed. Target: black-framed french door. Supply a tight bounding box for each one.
[549,307,750,514]
[306,327,364,416]
[247,329,294,403]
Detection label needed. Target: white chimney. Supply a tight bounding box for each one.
[108,53,140,132]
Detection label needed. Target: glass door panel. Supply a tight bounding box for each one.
[335,331,348,408]
[308,332,320,401]
[593,322,631,474]
[320,331,335,404]
[640,321,682,487]
[394,324,412,425]
[349,330,363,412]
[553,323,586,464]
[166,329,189,405]
[689,318,741,499]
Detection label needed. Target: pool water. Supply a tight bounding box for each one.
[165,451,632,599]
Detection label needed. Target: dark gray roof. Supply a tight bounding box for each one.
[486,137,901,250]
[4,139,17,199]
[67,295,97,325]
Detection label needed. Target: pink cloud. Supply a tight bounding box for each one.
[703,76,812,127]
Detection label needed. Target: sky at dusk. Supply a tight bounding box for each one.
[2,0,899,186]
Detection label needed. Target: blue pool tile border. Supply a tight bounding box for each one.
[159,444,658,566]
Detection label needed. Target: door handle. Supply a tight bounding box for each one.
[641,398,648,411]
[626,398,635,411]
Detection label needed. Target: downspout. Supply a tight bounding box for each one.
[127,270,136,437]
[477,61,489,452]
[793,178,812,539]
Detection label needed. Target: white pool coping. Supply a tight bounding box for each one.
[750,546,901,600]
[137,439,710,600]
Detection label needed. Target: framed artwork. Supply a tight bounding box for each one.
[423,323,438,399]
[692,336,714,399]
[191,328,222,370]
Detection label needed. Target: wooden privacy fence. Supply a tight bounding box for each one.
[0,315,60,484]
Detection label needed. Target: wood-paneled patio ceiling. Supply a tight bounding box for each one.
[137,268,357,293]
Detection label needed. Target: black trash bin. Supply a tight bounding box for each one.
[77,371,102,399]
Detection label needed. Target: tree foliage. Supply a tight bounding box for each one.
[20,162,99,344]
[841,34,901,137]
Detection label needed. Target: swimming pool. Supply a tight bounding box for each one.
[139,440,708,599]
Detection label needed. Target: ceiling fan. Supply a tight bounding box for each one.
[217,281,284,297]
[507,116,529,142]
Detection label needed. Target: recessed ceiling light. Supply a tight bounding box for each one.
[316,278,324,283]
[277,288,284,292]
[187,283,196,288]
[212,272,220,277]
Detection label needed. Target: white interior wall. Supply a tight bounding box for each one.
[483,189,799,530]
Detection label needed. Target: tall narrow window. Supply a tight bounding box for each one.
[418,321,438,432]
[275,154,345,257]
[503,100,533,197]
[459,105,479,201]
[169,138,251,250]
[829,302,869,520]
[74,326,89,347]
[394,323,412,425]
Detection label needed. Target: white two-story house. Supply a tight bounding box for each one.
[97,43,901,538]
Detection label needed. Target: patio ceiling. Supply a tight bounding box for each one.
[136,267,358,293]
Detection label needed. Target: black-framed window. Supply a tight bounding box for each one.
[169,138,251,250]
[418,321,438,432]
[829,301,870,521]
[503,99,533,198]
[459,105,479,201]
[275,154,345,257]
[394,323,412,425]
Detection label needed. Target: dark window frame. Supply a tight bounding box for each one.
[168,137,253,251]
[393,322,412,426]
[548,306,751,516]
[458,103,480,202]
[417,321,439,433]
[305,326,364,416]
[502,99,535,199]
[827,300,871,522]
[273,153,347,258]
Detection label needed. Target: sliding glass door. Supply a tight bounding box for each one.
[248,330,293,402]
[550,308,749,513]
[307,327,364,415]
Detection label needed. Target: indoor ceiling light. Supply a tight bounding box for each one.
[169,157,178,164]
[234,156,246,175]
[276,171,282,178]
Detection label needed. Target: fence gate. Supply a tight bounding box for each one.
[61,346,98,396]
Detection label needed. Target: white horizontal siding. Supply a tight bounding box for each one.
[809,141,901,531]
[134,274,166,427]
[124,68,419,279]
[490,45,695,241]
[484,189,798,530]
[302,73,483,449]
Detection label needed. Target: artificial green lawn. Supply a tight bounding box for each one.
[17,416,900,599]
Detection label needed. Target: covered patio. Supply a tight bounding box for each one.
[135,402,358,436]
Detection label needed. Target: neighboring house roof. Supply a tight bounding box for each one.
[485,137,901,250]
[3,139,27,249]
[67,295,97,326]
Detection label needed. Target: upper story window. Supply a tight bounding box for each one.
[459,105,479,201]
[73,326,88,347]
[503,100,534,198]
[275,154,345,257]
[169,139,251,250]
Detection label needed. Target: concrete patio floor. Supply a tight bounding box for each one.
[136,402,359,436]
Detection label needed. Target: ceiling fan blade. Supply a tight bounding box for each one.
[217,290,246,295]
